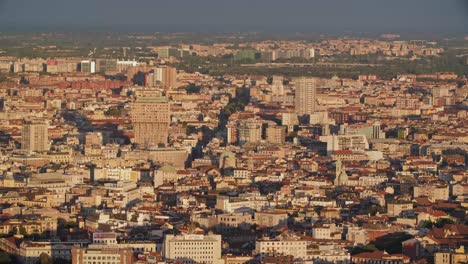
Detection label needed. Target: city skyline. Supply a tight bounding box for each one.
[0,1,466,264]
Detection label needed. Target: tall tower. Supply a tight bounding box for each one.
[294,77,317,115]
[155,66,177,90]
[334,159,348,186]
[131,96,170,147]
[271,75,284,96]
[22,121,49,152]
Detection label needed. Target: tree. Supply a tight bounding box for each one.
[64,221,77,229]
[421,220,433,228]
[0,251,11,264]
[19,226,27,236]
[104,107,123,117]
[0,74,7,82]
[132,71,146,86]
[38,253,52,264]
[373,232,413,254]
[184,83,202,94]
[350,244,379,255]
[434,218,455,228]
[20,76,29,85]
[367,205,385,216]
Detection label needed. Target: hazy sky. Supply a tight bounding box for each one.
[0,0,467,33]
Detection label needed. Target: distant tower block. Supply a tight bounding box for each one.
[271,75,284,96]
[294,77,317,116]
[131,96,170,147]
[22,121,49,153]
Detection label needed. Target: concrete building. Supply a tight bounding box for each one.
[387,201,414,217]
[131,96,170,147]
[22,121,49,153]
[271,75,284,96]
[80,60,96,73]
[146,66,177,90]
[163,234,223,264]
[256,236,308,260]
[216,213,252,232]
[312,223,342,240]
[255,211,288,228]
[413,185,449,201]
[434,246,467,264]
[320,134,369,154]
[340,122,384,140]
[72,246,134,264]
[266,125,286,144]
[238,121,263,145]
[294,77,317,116]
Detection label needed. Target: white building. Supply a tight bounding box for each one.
[320,134,369,155]
[163,234,223,264]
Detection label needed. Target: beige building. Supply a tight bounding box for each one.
[22,121,49,152]
[294,77,317,115]
[434,246,467,264]
[413,185,449,201]
[266,125,286,144]
[216,213,252,232]
[72,245,134,264]
[387,201,414,217]
[131,96,170,147]
[255,211,288,228]
[163,234,223,264]
[238,121,263,145]
[146,66,177,89]
[256,236,308,260]
[271,75,284,96]
[312,223,342,240]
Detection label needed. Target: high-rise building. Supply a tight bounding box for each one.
[80,60,96,73]
[340,122,384,140]
[96,59,118,73]
[238,121,263,145]
[294,77,317,116]
[156,66,177,90]
[163,234,223,264]
[266,125,286,144]
[281,111,299,132]
[22,121,49,152]
[131,96,170,147]
[295,77,315,113]
[157,47,180,59]
[145,66,177,89]
[271,75,284,96]
[319,134,369,155]
[226,121,238,145]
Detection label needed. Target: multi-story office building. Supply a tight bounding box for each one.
[340,122,384,140]
[271,75,284,96]
[294,77,317,116]
[238,121,263,145]
[266,125,286,144]
[72,246,134,264]
[95,59,118,73]
[320,134,369,154]
[157,47,181,59]
[131,96,170,147]
[22,121,49,153]
[163,234,223,264]
[226,121,239,145]
[146,66,177,89]
[256,236,308,260]
[80,60,96,73]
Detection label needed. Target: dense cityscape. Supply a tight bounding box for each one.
[0,1,467,264]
